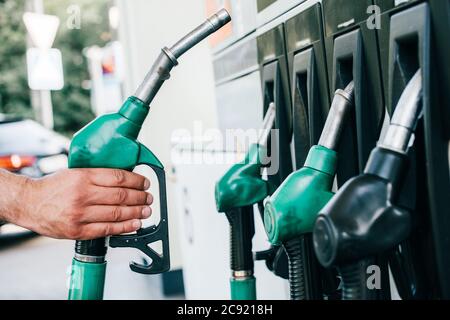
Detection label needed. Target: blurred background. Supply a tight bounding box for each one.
[0,0,290,300]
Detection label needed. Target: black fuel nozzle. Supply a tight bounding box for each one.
[313,70,422,299]
[313,151,412,268]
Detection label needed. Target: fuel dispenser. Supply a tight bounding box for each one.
[67,10,231,300]
[261,1,334,300]
[429,0,450,139]
[253,20,296,280]
[285,1,330,169]
[257,23,294,188]
[323,0,385,184]
[208,0,449,301]
[375,0,450,299]
[321,0,390,299]
[313,0,450,300]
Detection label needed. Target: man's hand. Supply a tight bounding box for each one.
[0,169,153,240]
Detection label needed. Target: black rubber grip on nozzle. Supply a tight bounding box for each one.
[75,238,107,257]
[225,206,255,272]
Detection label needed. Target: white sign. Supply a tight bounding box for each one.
[23,12,60,49]
[26,48,64,91]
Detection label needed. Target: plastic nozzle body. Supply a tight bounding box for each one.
[134,9,231,105]
[215,103,277,212]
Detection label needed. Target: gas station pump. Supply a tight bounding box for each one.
[321,0,390,299]
[67,0,450,301]
[376,1,450,299]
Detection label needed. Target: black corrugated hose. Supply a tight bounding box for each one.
[284,238,306,300]
[339,259,377,300]
[225,207,255,272]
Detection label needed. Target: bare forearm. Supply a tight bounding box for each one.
[0,168,151,239]
[0,169,31,224]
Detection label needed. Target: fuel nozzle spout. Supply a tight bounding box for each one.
[258,103,276,149]
[318,81,355,151]
[134,9,231,105]
[379,70,423,154]
[170,9,231,58]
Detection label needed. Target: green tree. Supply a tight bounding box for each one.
[0,0,33,119]
[0,0,112,136]
[46,0,112,135]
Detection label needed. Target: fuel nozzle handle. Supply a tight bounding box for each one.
[318,81,355,151]
[135,9,231,105]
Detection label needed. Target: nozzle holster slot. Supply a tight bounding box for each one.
[285,3,331,170]
[258,24,294,188]
[378,2,450,298]
[322,0,392,299]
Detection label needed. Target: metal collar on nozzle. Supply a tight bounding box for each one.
[378,70,423,154]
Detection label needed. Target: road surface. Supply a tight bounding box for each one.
[0,233,178,300]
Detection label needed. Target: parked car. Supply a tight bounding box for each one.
[0,114,70,237]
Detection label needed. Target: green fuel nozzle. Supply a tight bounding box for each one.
[214,104,276,300]
[263,82,355,300]
[264,82,354,246]
[215,103,276,213]
[68,10,231,300]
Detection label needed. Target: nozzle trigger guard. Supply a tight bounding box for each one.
[109,144,170,274]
